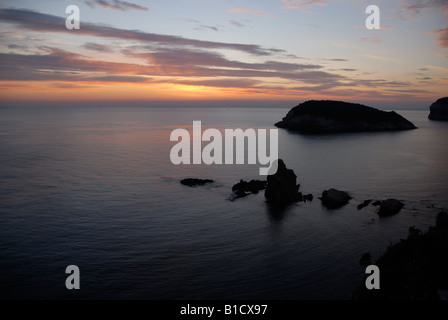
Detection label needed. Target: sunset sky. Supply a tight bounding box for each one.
[0,0,447,108]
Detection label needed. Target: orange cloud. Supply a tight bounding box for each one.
[281,0,327,13]
[228,8,273,17]
[353,25,395,30]
[431,28,448,48]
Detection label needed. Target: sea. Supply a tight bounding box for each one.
[0,105,447,300]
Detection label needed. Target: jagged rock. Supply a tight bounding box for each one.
[230,179,267,201]
[265,159,302,207]
[321,188,351,209]
[232,179,266,194]
[428,97,448,121]
[275,100,416,133]
[372,201,381,206]
[377,199,404,217]
[358,199,372,210]
[180,178,214,187]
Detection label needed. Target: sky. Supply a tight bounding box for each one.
[0,0,447,109]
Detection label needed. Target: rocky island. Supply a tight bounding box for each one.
[428,97,448,121]
[275,100,417,133]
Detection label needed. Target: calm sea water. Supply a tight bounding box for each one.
[0,106,447,300]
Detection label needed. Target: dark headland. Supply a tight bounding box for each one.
[275,100,417,133]
[351,210,448,300]
[428,97,448,121]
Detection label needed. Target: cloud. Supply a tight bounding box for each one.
[7,44,28,50]
[321,58,348,62]
[228,8,273,17]
[359,37,381,44]
[0,9,276,56]
[0,46,347,91]
[430,28,448,48]
[83,42,114,52]
[83,0,149,12]
[0,8,424,99]
[281,0,327,13]
[426,65,448,72]
[196,25,218,32]
[353,25,394,30]
[0,46,422,100]
[50,83,96,89]
[134,47,322,73]
[169,78,261,89]
[362,54,401,62]
[394,0,448,20]
[181,18,220,32]
[229,20,248,28]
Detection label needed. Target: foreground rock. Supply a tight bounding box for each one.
[377,199,404,217]
[180,178,214,187]
[265,159,302,207]
[359,252,372,266]
[230,180,267,201]
[428,97,448,121]
[275,100,417,133]
[321,189,351,209]
[351,210,448,300]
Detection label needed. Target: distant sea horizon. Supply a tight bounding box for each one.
[0,105,447,299]
[0,98,437,111]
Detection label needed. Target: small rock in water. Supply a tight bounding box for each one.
[377,199,404,217]
[321,188,351,209]
[180,178,214,187]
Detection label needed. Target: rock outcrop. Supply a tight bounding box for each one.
[377,199,404,217]
[230,180,267,201]
[275,100,416,133]
[428,97,448,121]
[180,178,214,187]
[265,159,302,207]
[321,189,351,209]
